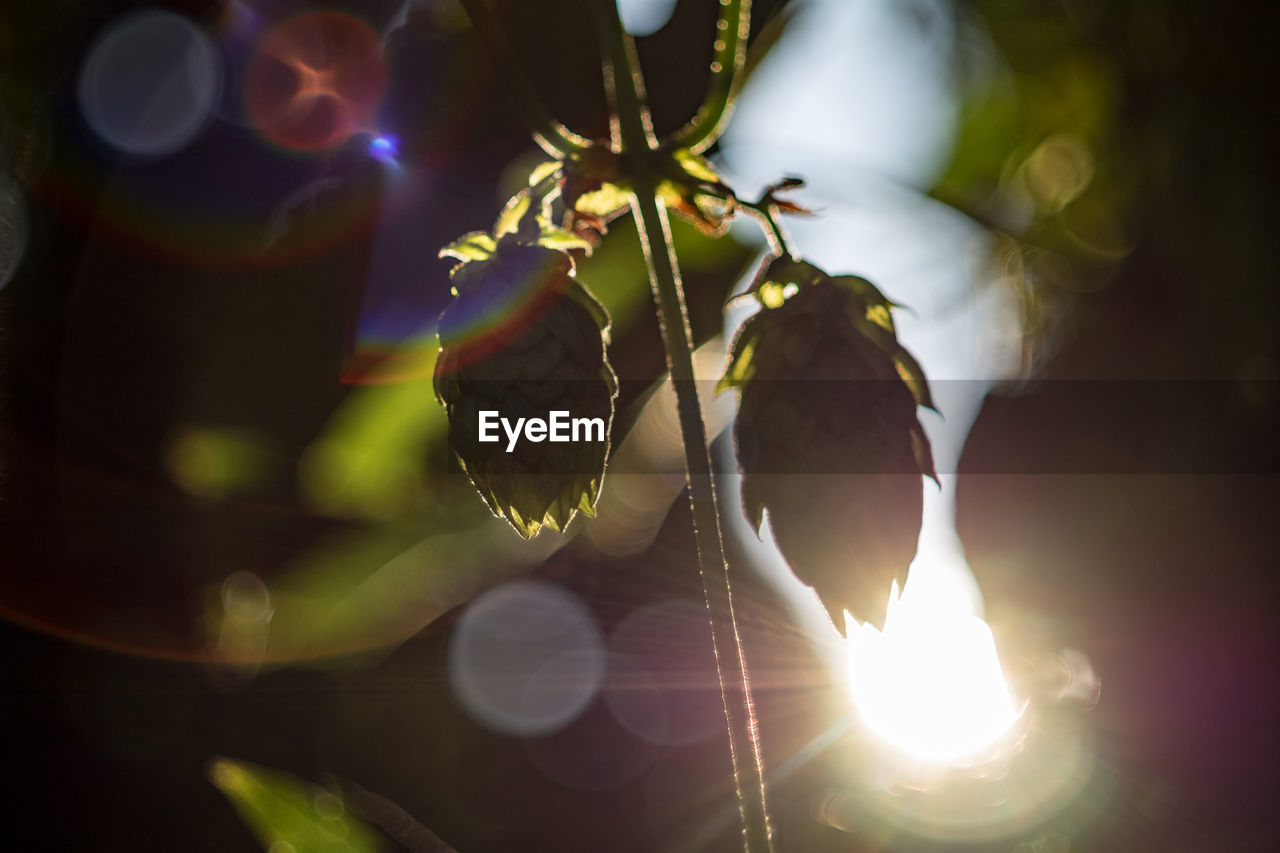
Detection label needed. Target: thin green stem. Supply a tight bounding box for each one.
[458,0,591,156]
[743,202,795,258]
[597,4,772,851]
[597,13,655,153]
[674,0,752,154]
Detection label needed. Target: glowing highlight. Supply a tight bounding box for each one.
[847,573,1021,765]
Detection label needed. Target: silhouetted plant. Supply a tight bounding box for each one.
[430,3,937,850]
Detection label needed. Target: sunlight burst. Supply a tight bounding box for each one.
[846,573,1022,765]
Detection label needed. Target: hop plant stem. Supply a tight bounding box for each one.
[598,4,773,851]
[675,0,752,154]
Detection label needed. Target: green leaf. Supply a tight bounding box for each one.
[574,182,630,218]
[528,159,561,187]
[439,231,496,263]
[537,226,594,255]
[561,145,626,221]
[209,758,382,853]
[670,147,722,185]
[493,191,533,239]
[652,148,734,235]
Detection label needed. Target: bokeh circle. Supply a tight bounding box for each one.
[78,10,222,157]
[449,580,605,737]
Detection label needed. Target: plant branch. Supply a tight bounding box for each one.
[742,202,795,258]
[674,0,752,154]
[458,0,591,156]
[597,4,772,851]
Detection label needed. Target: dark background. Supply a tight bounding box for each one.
[2,0,1278,850]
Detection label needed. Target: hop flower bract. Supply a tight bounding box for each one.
[434,239,617,538]
[720,257,937,632]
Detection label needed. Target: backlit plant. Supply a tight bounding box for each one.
[429,2,938,849]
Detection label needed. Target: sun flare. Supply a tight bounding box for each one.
[846,572,1022,765]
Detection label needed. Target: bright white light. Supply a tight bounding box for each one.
[847,571,1021,765]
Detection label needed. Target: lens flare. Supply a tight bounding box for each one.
[77,10,222,158]
[244,12,386,152]
[449,581,605,737]
[846,571,1022,765]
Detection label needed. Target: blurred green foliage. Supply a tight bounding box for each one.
[938,0,1140,371]
[300,346,447,521]
[209,758,382,853]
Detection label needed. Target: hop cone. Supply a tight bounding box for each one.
[720,258,936,633]
[434,242,617,538]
